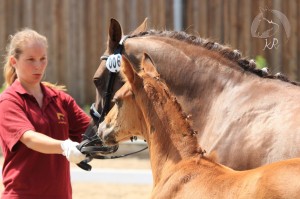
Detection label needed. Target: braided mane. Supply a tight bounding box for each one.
[129,30,299,86]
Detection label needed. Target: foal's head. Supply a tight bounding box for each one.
[98,53,162,145]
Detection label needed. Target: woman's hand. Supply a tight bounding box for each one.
[61,139,86,163]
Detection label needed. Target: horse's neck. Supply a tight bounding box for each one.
[138,84,200,184]
[127,37,249,131]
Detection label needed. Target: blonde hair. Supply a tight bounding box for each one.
[3,28,66,91]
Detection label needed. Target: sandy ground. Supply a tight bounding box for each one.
[0,144,153,199]
[73,182,152,199]
[71,157,152,199]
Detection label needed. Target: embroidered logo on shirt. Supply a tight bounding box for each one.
[57,113,67,124]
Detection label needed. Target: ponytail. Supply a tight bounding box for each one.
[3,60,17,88]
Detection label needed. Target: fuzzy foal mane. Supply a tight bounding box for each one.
[139,73,204,155]
[141,74,196,135]
[128,30,300,86]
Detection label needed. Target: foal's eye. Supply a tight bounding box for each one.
[112,98,120,106]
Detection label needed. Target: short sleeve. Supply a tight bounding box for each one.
[60,93,91,142]
[0,99,35,151]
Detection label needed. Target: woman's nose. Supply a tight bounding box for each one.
[33,61,44,68]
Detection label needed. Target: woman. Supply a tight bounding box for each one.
[0,28,91,199]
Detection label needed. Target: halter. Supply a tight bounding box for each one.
[76,36,148,171]
[91,35,129,125]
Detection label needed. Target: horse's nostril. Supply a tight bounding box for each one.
[98,122,110,138]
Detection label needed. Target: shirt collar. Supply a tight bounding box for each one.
[12,80,28,95]
[12,80,58,98]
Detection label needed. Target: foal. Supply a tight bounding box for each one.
[98,54,300,199]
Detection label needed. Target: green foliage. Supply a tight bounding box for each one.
[0,84,4,94]
[255,55,268,69]
[83,104,90,114]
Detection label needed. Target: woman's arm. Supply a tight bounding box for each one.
[20,130,86,163]
[20,130,63,154]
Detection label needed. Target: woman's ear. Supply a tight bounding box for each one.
[10,56,17,67]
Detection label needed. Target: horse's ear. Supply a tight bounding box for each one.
[121,55,137,86]
[141,53,159,78]
[131,18,148,35]
[108,18,123,53]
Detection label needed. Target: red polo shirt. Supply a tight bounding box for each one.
[0,80,91,199]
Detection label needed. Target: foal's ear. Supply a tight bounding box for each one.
[121,55,137,85]
[141,53,159,78]
[131,18,148,35]
[108,18,123,53]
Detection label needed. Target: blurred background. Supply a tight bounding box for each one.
[0,0,299,107]
[0,1,299,198]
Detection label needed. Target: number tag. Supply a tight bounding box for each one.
[106,54,121,73]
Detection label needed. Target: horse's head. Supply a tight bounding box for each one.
[79,19,147,160]
[92,18,148,127]
[98,53,158,145]
[79,18,147,157]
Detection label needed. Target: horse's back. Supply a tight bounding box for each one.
[199,77,300,170]
[251,158,300,198]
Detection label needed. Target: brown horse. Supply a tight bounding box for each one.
[98,55,300,199]
[93,18,300,170]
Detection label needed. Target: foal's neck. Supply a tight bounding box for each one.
[140,81,202,182]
